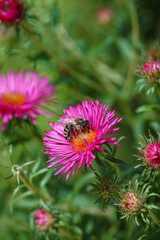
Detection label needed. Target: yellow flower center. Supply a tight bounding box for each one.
[71,129,97,152]
[1,92,25,107]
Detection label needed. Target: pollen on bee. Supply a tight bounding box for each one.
[2,92,25,107]
[71,129,97,152]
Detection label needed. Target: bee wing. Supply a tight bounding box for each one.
[59,115,76,124]
[56,119,64,126]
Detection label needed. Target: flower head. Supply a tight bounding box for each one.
[33,209,54,231]
[117,181,159,226]
[43,99,122,180]
[91,172,120,208]
[120,193,143,214]
[143,60,160,74]
[0,71,55,130]
[142,142,160,168]
[138,133,160,169]
[96,7,113,25]
[0,0,23,24]
[137,60,160,94]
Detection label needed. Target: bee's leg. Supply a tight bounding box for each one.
[73,125,78,133]
[82,120,90,131]
[68,131,72,142]
[86,120,90,131]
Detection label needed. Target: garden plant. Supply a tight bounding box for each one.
[0,0,160,240]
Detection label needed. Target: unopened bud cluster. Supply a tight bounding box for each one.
[91,173,120,207]
[0,0,23,24]
[33,209,55,231]
[141,60,160,86]
[99,178,119,200]
[120,193,144,214]
[138,133,160,169]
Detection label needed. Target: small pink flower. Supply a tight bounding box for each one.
[120,193,143,214]
[0,71,55,131]
[142,142,160,168]
[34,209,54,231]
[96,7,113,24]
[121,193,137,211]
[139,60,160,88]
[43,99,122,180]
[0,0,23,24]
[143,61,160,73]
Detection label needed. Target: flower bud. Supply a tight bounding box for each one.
[96,7,113,25]
[117,181,159,226]
[138,133,160,169]
[33,209,54,231]
[99,178,119,200]
[142,141,160,168]
[0,0,23,24]
[143,61,160,74]
[137,60,160,94]
[142,60,160,85]
[91,172,120,208]
[120,193,143,214]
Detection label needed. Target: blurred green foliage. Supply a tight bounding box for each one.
[0,0,160,239]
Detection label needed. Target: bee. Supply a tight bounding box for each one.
[59,117,90,142]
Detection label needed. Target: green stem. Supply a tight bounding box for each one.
[22,124,42,145]
[123,0,140,98]
[22,21,104,93]
[22,21,56,60]
[156,85,160,96]
[19,169,53,203]
[31,16,124,93]
[148,209,160,227]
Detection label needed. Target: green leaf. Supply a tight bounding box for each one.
[21,160,37,169]
[134,216,140,226]
[105,155,127,164]
[9,145,13,165]
[51,1,60,26]
[145,204,159,210]
[30,168,48,180]
[10,185,23,213]
[136,104,160,113]
[14,191,32,201]
[146,193,160,199]
[150,121,160,132]
[40,169,53,187]
[88,35,115,60]
[112,136,126,156]
[117,38,134,60]
[68,173,94,201]
[141,184,151,197]
[138,229,160,240]
[1,174,13,182]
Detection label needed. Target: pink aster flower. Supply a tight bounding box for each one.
[43,99,122,180]
[118,181,158,225]
[137,133,160,169]
[137,60,160,90]
[96,7,113,24]
[0,71,55,131]
[143,60,160,73]
[0,0,23,24]
[33,209,54,231]
[142,141,160,168]
[121,193,137,211]
[120,193,143,214]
